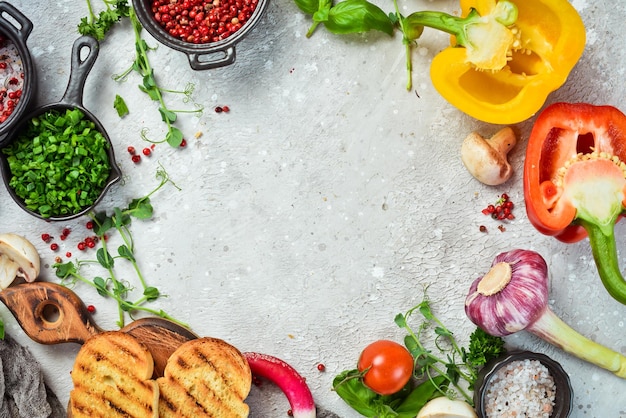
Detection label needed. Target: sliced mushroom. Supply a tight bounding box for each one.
[0,233,41,289]
[461,127,517,186]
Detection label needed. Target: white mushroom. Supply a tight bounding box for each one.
[0,233,41,289]
[417,396,478,418]
[461,127,517,186]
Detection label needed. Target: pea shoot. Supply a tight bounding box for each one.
[53,167,185,328]
[2,108,112,218]
[112,8,203,148]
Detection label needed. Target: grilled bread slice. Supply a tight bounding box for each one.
[158,337,252,417]
[69,331,159,418]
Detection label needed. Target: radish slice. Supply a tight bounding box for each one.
[244,352,316,418]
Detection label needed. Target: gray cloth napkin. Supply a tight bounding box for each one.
[0,334,65,418]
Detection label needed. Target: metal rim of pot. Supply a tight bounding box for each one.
[131,0,270,70]
[0,35,121,222]
[0,1,37,146]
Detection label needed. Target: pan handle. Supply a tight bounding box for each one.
[0,282,101,345]
[59,35,100,108]
[0,2,33,42]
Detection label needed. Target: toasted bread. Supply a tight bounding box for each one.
[157,337,252,417]
[69,331,159,418]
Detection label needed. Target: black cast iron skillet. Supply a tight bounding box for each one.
[0,1,37,145]
[0,35,121,221]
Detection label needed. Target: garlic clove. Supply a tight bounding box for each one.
[417,397,477,418]
[0,233,41,289]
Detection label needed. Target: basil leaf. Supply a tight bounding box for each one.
[332,370,379,417]
[323,0,393,35]
[294,0,321,15]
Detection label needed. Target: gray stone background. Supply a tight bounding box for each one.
[1,0,624,416]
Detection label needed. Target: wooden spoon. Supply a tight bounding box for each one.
[0,281,197,377]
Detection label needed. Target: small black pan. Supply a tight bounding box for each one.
[0,35,121,221]
[0,1,37,144]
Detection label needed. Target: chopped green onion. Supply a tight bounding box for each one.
[2,108,112,218]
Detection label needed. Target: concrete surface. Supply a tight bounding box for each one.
[1,0,625,416]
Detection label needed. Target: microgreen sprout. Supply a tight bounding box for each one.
[395,293,505,405]
[112,8,203,148]
[53,166,185,328]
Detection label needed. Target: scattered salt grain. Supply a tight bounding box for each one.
[484,359,556,418]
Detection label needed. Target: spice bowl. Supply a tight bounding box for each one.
[0,2,37,146]
[474,350,573,418]
[131,0,270,70]
[0,35,121,222]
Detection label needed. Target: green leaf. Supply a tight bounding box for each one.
[97,248,114,269]
[93,277,108,296]
[54,261,77,278]
[394,313,407,328]
[166,127,184,148]
[0,318,4,339]
[323,0,394,35]
[294,0,321,15]
[118,244,135,262]
[332,370,380,417]
[144,286,160,301]
[113,94,129,117]
[128,197,154,219]
[395,376,447,415]
[159,107,177,124]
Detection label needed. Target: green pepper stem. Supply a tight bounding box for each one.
[529,308,626,378]
[580,219,626,305]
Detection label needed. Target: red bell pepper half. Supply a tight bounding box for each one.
[524,102,626,304]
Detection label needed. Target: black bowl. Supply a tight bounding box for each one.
[0,2,37,146]
[474,351,573,418]
[132,0,270,70]
[0,36,121,221]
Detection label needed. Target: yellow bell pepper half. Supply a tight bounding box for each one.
[430,0,586,124]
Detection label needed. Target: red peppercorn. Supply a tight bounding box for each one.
[87,305,96,313]
[142,147,152,156]
[215,106,223,113]
[66,252,72,258]
[77,242,86,251]
[287,410,293,417]
[180,139,187,147]
[63,228,71,236]
[316,363,325,372]
[50,243,59,251]
[132,154,141,163]
[85,221,94,230]
[127,146,136,154]
[41,233,51,242]
[479,225,487,233]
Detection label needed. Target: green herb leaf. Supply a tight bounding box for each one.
[166,127,184,148]
[159,107,177,124]
[96,248,114,269]
[395,376,447,415]
[144,286,160,301]
[466,327,506,370]
[113,94,129,117]
[323,0,394,35]
[54,261,77,278]
[294,0,321,15]
[93,277,108,296]
[118,245,135,262]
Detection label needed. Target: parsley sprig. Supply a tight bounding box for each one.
[53,167,186,328]
[112,8,203,147]
[78,0,130,41]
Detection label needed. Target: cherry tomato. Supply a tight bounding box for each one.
[357,340,414,395]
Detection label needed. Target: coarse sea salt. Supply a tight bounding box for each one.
[484,359,556,418]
